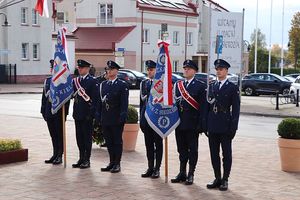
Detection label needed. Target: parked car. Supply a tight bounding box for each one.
[242,73,292,96]
[284,74,300,82]
[172,73,184,84]
[289,75,300,102]
[194,73,216,83]
[228,73,239,86]
[117,71,137,89]
[119,69,147,89]
[173,72,184,77]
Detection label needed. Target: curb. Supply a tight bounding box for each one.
[0,92,42,95]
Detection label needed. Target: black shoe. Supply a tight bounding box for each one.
[185,174,194,185]
[110,164,121,173]
[79,161,90,169]
[207,179,222,189]
[52,156,62,165]
[141,168,154,178]
[171,172,187,183]
[72,160,83,168]
[151,169,160,179]
[101,163,114,172]
[44,155,56,164]
[219,180,228,191]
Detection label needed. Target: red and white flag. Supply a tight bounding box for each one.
[160,41,173,106]
[35,0,49,18]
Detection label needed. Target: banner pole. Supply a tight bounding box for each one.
[165,137,168,183]
[62,104,67,168]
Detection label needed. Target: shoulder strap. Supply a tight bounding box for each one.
[178,80,200,110]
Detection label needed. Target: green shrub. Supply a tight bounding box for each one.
[277,118,300,139]
[0,139,22,152]
[126,105,138,124]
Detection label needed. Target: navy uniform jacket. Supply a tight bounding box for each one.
[174,78,208,131]
[41,77,69,120]
[73,74,99,120]
[139,79,152,130]
[98,78,129,126]
[207,80,240,133]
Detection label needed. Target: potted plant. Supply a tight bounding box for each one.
[0,139,28,165]
[92,119,105,147]
[277,118,300,172]
[122,105,139,152]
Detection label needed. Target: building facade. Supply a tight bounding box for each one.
[57,0,199,74]
[0,0,76,83]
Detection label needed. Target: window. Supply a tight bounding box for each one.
[21,43,29,60]
[173,60,179,72]
[173,31,179,45]
[158,30,162,40]
[99,4,113,25]
[143,29,149,43]
[32,9,39,25]
[252,74,264,80]
[33,44,40,60]
[187,32,193,45]
[21,7,28,24]
[56,12,69,24]
[57,12,65,24]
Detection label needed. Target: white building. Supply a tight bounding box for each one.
[0,0,75,83]
[57,0,199,73]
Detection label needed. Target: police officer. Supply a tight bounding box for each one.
[41,59,69,165]
[140,60,163,179]
[72,59,99,169]
[206,59,240,191]
[171,60,207,185]
[99,60,129,173]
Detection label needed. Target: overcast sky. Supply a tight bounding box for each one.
[213,0,300,49]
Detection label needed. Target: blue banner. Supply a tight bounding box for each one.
[145,42,180,138]
[50,29,73,114]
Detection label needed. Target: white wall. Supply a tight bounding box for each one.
[0,0,52,75]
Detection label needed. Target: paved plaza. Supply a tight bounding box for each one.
[0,85,300,199]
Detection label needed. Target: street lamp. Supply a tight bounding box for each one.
[0,13,9,26]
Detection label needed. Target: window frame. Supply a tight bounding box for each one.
[32,43,40,61]
[21,43,29,60]
[32,9,39,25]
[99,3,113,25]
[21,7,28,25]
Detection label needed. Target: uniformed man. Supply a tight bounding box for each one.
[98,60,129,173]
[206,59,240,191]
[140,60,163,179]
[41,59,69,165]
[72,59,99,169]
[171,60,207,185]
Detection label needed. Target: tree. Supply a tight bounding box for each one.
[250,28,267,50]
[248,29,271,73]
[288,12,300,69]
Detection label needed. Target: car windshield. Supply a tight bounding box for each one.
[128,70,146,78]
[272,74,288,81]
[173,74,183,79]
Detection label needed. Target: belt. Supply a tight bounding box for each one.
[210,105,230,114]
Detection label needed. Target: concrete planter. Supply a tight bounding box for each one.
[278,138,300,172]
[123,124,139,152]
[0,149,28,165]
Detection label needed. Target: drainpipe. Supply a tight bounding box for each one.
[141,10,144,71]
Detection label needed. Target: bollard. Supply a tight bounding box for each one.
[297,89,299,107]
[276,92,279,110]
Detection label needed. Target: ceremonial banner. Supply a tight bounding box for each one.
[50,28,73,114]
[145,41,180,138]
